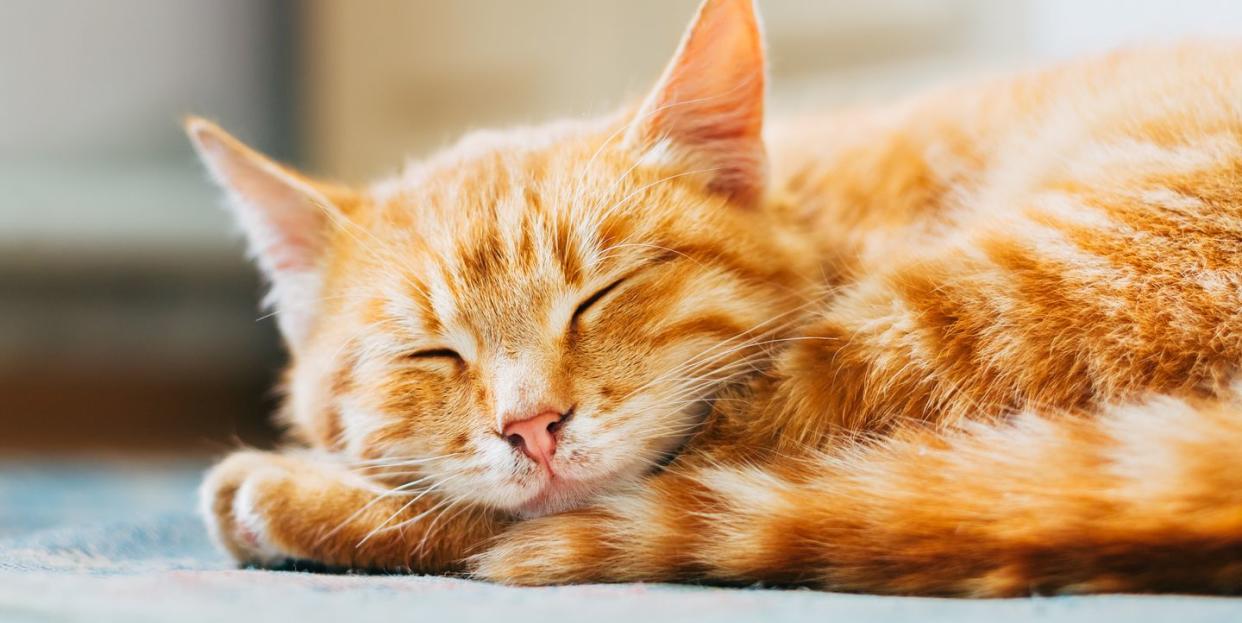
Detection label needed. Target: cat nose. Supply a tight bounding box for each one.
[502,410,565,469]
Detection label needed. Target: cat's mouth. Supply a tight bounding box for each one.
[513,472,610,518]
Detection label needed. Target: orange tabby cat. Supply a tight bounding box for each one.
[190,0,1242,595]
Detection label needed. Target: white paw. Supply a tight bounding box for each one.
[198,451,293,565]
[229,473,287,565]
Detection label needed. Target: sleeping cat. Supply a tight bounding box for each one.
[189,0,1242,596]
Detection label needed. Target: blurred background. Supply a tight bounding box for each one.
[3,0,1241,456]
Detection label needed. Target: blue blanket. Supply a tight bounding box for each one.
[3,461,1241,622]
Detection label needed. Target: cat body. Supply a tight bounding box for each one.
[191,0,1242,595]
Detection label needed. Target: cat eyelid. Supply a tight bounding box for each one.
[405,347,464,362]
[572,277,628,322]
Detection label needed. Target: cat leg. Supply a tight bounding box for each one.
[200,450,503,572]
[474,395,1242,594]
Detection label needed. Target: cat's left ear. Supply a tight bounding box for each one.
[627,0,766,205]
[185,117,353,349]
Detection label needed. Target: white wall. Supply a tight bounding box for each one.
[1025,0,1242,60]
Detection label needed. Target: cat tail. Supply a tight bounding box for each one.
[475,393,1242,595]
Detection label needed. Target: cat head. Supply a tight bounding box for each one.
[189,0,813,516]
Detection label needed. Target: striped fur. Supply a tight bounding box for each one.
[191,0,1242,595]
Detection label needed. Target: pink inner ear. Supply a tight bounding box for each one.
[264,234,317,274]
[253,194,324,275]
[188,119,330,280]
[633,0,767,203]
[187,118,334,346]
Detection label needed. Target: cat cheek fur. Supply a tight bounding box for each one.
[318,254,803,516]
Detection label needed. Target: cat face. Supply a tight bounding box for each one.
[304,127,810,515]
[189,0,802,515]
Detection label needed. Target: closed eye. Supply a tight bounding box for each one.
[405,347,463,362]
[572,277,626,324]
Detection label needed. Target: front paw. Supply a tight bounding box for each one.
[199,450,302,565]
[471,508,622,585]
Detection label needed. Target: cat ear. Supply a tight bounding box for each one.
[185,116,349,348]
[627,0,767,204]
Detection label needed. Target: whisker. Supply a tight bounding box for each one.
[412,496,476,556]
[614,302,818,406]
[314,475,441,546]
[345,453,465,468]
[355,476,460,547]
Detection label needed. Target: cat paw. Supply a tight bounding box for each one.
[471,509,621,585]
[199,450,301,566]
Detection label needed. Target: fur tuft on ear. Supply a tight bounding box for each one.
[185,116,350,348]
[628,0,767,205]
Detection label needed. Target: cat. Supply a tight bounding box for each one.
[189,0,1242,596]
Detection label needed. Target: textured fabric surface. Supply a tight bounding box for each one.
[3,461,1242,622]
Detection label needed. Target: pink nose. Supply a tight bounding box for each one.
[502,410,564,469]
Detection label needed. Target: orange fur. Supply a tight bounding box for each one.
[191,0,1242,595]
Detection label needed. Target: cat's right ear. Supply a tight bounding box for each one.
[185,117,350,349]
[626,0,767,206]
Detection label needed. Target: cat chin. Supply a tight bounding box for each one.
[509,473,612,519]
